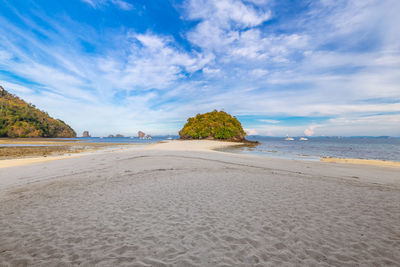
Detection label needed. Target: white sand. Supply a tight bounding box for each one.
[0,140,399,266]
[145,140,244,151]
[0,144,142,169]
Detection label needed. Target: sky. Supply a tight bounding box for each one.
[0,0,399,137]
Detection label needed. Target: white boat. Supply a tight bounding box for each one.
[299,137,308,141]
[167,137,173,140]
[284,135,294,141]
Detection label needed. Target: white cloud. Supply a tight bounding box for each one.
[81,0,133,10]
[251,69,269,77]
[259,119,279,124]
[186,0,276,59]
[304,125,316,137]
[0,81,33,94]
[202,67,221,74]
[114,32,211,89]
[245,129,258,135]
[186,0,271,29]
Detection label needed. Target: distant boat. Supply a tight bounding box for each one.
[284,135,294,141]
[167,137,173,140]
[130,136,134,139]
[299,137,308,141]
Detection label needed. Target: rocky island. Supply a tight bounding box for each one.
[0,86,76,138]
[179,110,247,141]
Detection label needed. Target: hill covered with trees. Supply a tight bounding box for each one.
[179,110,246,141]
[0,86,76,138]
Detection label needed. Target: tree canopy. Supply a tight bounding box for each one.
[179,110,246,141]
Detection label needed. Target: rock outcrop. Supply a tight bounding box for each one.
[138,131,145,138]
[82,131,90,137]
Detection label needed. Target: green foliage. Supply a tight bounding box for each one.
[179,110,246,141]
[0,86,76,138]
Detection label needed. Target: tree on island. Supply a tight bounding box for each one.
[179,110,246,141]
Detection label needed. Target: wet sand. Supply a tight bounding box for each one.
[0,138,137,160]
[0,140,399,266]
[321,157,400,168]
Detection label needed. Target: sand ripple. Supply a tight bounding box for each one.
[1,153,400,266]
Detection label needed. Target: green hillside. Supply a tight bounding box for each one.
[0,86,76,138]
[179,110,246,141]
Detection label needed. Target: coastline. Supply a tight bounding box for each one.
[1,139,399,169]
[0,140,242,169]
[0,142,142,168]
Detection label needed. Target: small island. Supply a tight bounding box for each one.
[179,110,247,141]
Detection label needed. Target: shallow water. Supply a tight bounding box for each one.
[0,144,59,147]
[0,136,178,147]
[221,136,400,162]
[77,136,178,144]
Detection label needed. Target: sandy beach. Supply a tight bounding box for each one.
[0,140,399,266]
[0,138,140,161]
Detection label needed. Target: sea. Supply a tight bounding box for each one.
[76,136,176,144]
[220,136,400,162]
[2,136,399,162]
[80,136,400,162]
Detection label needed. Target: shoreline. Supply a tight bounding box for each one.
[0,140,243,169]
[1,139,399,169]
[0,144,143,169]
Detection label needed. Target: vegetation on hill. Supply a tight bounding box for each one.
[0,86,76,138]
[179,110,246,141]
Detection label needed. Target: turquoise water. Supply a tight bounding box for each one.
[221,136,400,162]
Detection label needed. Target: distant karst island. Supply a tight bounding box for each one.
[179,110,248,142]
[0,86,76,138]
[105,132,151,139]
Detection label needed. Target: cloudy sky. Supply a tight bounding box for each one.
[0,0,399,136]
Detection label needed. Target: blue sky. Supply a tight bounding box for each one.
[0,0,399,136]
